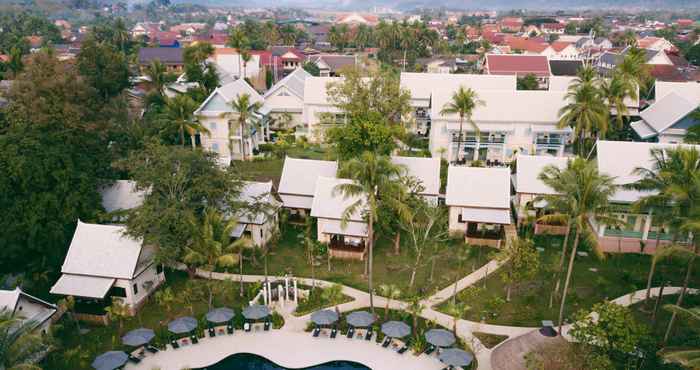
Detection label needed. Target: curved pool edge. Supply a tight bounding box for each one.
[194,352,370,370]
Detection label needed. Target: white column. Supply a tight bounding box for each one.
[262,286,268,305]
[642,214,652,241]
[278,285,285,308]
[293,280,298,304]
[267,281,273,305]
[285,277,290,302]
[598,223,606,237]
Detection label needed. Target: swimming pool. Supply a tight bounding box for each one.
[195,352,371,370]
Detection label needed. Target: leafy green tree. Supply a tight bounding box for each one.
[684,110,700,144]
[440,86,484,162]
[160,94,207,148]
[122,141,243,266]
[599,74,637,130]
[0,309,48,370]
[303,61,320,76]
[496,237,539,302]
[325,112,399,160]
[183,42,218,94]
[105,300,130,335]
[144,60,175,97]
[444,301,470,335]
[378,284,401,320]
[155,287,176,320]
[398,200,448,289]
[687,44,700,66]
[516,73,539,90]
[76,36,130,102]
[659,304,700,368]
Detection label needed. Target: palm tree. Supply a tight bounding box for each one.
[440,86,484,163]
[105,300,130,335]
[0,309,48,370]
[660,304,700,367]
[144,60,169,96]
[406,295,425,338]
[599,74,638,130]
[227,93,262,161]
[241,49,252,81]
[335,152,407,313]
[112,18,130,53]
[155,287,176,319]
[183,208,247,308]
[557,81,609,154]
[685,111,700,144]
[378,284,401,320]
[566,64,598,93]
[445,301,470,335]
[617,48,649,90]
[161,94,209,148]
[226,27,248,76]
[539,158,620,331]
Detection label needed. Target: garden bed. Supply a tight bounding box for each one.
[472,332,509,349]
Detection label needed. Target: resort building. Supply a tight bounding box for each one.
[194,79,266,164]
[261,68,312,136]
[302,76,344,141]
[311,176,368,261]
[592,141,699,254]
[0,288,57,333]
[278,157,338,216]
[512,154,569,235]
[391,156,441,205]
[230,181,281,247]
[99,180,146,221]
[50,221,165,318]
[631,81,700,143]
[446,166,512,248]
[549,76,640,116]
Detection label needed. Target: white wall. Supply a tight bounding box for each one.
[448,206,466,233]
[115,264,165,308]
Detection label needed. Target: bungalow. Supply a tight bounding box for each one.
[0,288,57,333]
[261,67,312,134]
[446,166,512,248]
[271,46,305,76]
[138,47,184,73]
[230,181,280,247]
[278,157,338,215]
[50,221,165,317]
[512,154,569,235]
[550,41,580,60]
[391,156,441,205]
[630,84,699,143]
[636,36,677,52]
[592,141,700,254]
[540,23,566,34]
[194,79,266,164]
[311,176,368,260]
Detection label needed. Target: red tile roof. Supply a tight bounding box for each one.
[486,54,551,77]
[503,36,550,54]
[551,41,573,52]
[649,65,688,82]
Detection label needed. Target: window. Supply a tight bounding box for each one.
[260,229,264,239]
[109,286,127,298]
[133,284,139,295]
[211,143,220,153]
[458,213,466,223]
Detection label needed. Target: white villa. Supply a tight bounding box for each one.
[278,157,338,216]
[631,81,700,143]
[230,181,280,247]
[50,221,165,317]
[261,68,312,134]
[195,79,266,164]
[446,166,512,248]
[512,154,569,235]
[99,180,146,221]
[311,176,368,261]
[0,288,57,333]
[391,156,441,205]
[302,76,344,141]
[592,141,699,254]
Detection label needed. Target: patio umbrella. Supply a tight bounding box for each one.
[121,328,155,347]
[346,311,375,328]
[92,351,128,370]
[381,321,411,338]
[439,348,474,367]
[206,307,235,324]
[311,310,339,326]
[167,316,198,335]
[242,304,270,320]
[425,329,456,348]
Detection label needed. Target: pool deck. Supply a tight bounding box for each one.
[125,330,446,370]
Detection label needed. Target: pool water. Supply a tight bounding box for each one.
[195,352,371,370]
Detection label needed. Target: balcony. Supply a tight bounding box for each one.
[329,238,366,261]
[465,224,504,249]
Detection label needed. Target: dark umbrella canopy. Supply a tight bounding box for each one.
[346,311,375,327]
[242,304,270,320]
[206,307,235,323]
[122,328,155,347]
[439,348,474,367]
[92,351,128,370]
[381,321,411,338]
[425,329,456,347]
[167,316,198,334]
[311,310,339,326]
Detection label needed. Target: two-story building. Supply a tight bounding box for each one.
[261,67,312,136]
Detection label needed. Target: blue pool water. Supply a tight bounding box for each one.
[196,352,371,370]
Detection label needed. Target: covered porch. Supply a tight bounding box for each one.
[459,207,511,249]
[318,218,368,261]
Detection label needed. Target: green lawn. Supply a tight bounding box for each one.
[440,234,700,327]
[240,224,493,299]
[232,144,334,186]
[43,271,281,370]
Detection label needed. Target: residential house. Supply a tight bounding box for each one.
[307,25,331,50]
[169,23,207,36]
[50,221,165,316]
[592,141,700,254]
[596,47,673,77]
[499,17,524,32]
[211,48,262,81]
[311,176,368,260]
[391,156,441,205]
[549,59,584,76]
[0,288,57,333]
[278,157,338,216]
[446,166,512,248]
[630,81,700,143]
[261,67,312,134]
[271,46,305,76]
[636,36,677,52]
[194,79,266,164]
[138,47,185,73]
[230,181,280,247]
[550,41,580,59]
[484,54,552,87]
[301,76,344,140]
[308,54,356,77]
[502,36,556,57]
[336,13,379,26]
[540,23,566,34]
[512,154,569,235]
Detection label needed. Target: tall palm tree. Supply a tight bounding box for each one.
[227,28,248,78]
[144,60,169,96]
[0,309,47,370]
[539,158,620,331]
[241,49,252,81]
[567,64,598,93]
[616,48,649,93]
[334,152,408,313]
[228,93,262,161]
[161,94,209,148]
[112,18,130,53]
[440,86,484,163]
[183,208,247,308]
[599,74,638,130]
[378,284,401,320]
[557,81,609,154]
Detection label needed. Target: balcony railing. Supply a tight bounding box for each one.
[451,134,505,144]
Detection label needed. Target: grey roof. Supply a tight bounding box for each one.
[263,67,311,100]
[637,92,697,136]
[194,79,263,115]
[278,157,337,197]
[138,47,184,65]
[549,59,584,76]
[391,156,441,196]
[310,54,356,72]
[236,181,280,224]
[100,180,146,213]
[310,176,367,222]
